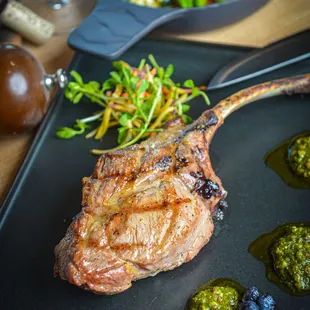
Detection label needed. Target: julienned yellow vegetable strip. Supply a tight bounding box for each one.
[95,85,123,139]
[95,107,112,140]
[150,107,175,130]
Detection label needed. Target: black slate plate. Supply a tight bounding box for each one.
[0,39,310,310]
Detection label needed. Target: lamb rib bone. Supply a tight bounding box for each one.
[54,74,310,295]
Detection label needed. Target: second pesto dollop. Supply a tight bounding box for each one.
[189,286,239,310]
[265,133,310,189]
[249,223,310,295]
[289,136,310,179]
[272,225,310,292]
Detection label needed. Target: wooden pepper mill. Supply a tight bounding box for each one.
[0,43,67,135]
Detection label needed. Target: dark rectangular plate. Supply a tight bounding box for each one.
[0,38,309,310]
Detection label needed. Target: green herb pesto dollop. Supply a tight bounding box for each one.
[188,286,240,310]
[289,136,310,179]
[272,225,310,292]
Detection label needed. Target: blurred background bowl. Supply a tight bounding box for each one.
[68,0,269,59]
[157,0,269,33]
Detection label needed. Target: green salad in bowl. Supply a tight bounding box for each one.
[129,0,229,8]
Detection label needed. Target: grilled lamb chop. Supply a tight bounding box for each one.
[54,74,310,295]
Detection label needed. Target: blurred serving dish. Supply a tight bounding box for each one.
[68,0,269,59]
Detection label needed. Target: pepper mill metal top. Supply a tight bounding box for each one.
[44,68,68,91]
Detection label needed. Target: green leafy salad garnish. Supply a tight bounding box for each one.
[57,55,210,154]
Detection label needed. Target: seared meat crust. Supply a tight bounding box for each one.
[54,111,226,294]
[54,74,310,294]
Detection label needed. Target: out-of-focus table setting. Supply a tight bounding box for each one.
[0,0,309,203]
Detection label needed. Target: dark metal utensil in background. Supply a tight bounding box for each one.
[208,29,310,90]
[67,0,268,60]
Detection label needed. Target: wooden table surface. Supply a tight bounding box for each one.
[0,0,309,204]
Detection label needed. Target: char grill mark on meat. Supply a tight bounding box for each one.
[155,156,173,171]
[54,74,310,295]
[185,110,219,134]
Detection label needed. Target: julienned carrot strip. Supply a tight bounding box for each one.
[149,107,175,130]
[150,68,157,76]
[162,86,169,95]
[142,92,151,98]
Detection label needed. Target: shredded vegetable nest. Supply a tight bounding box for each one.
[57,55,210,155]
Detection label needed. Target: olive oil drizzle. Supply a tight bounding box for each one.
[264,132,310,189]
[248,222,310,296]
